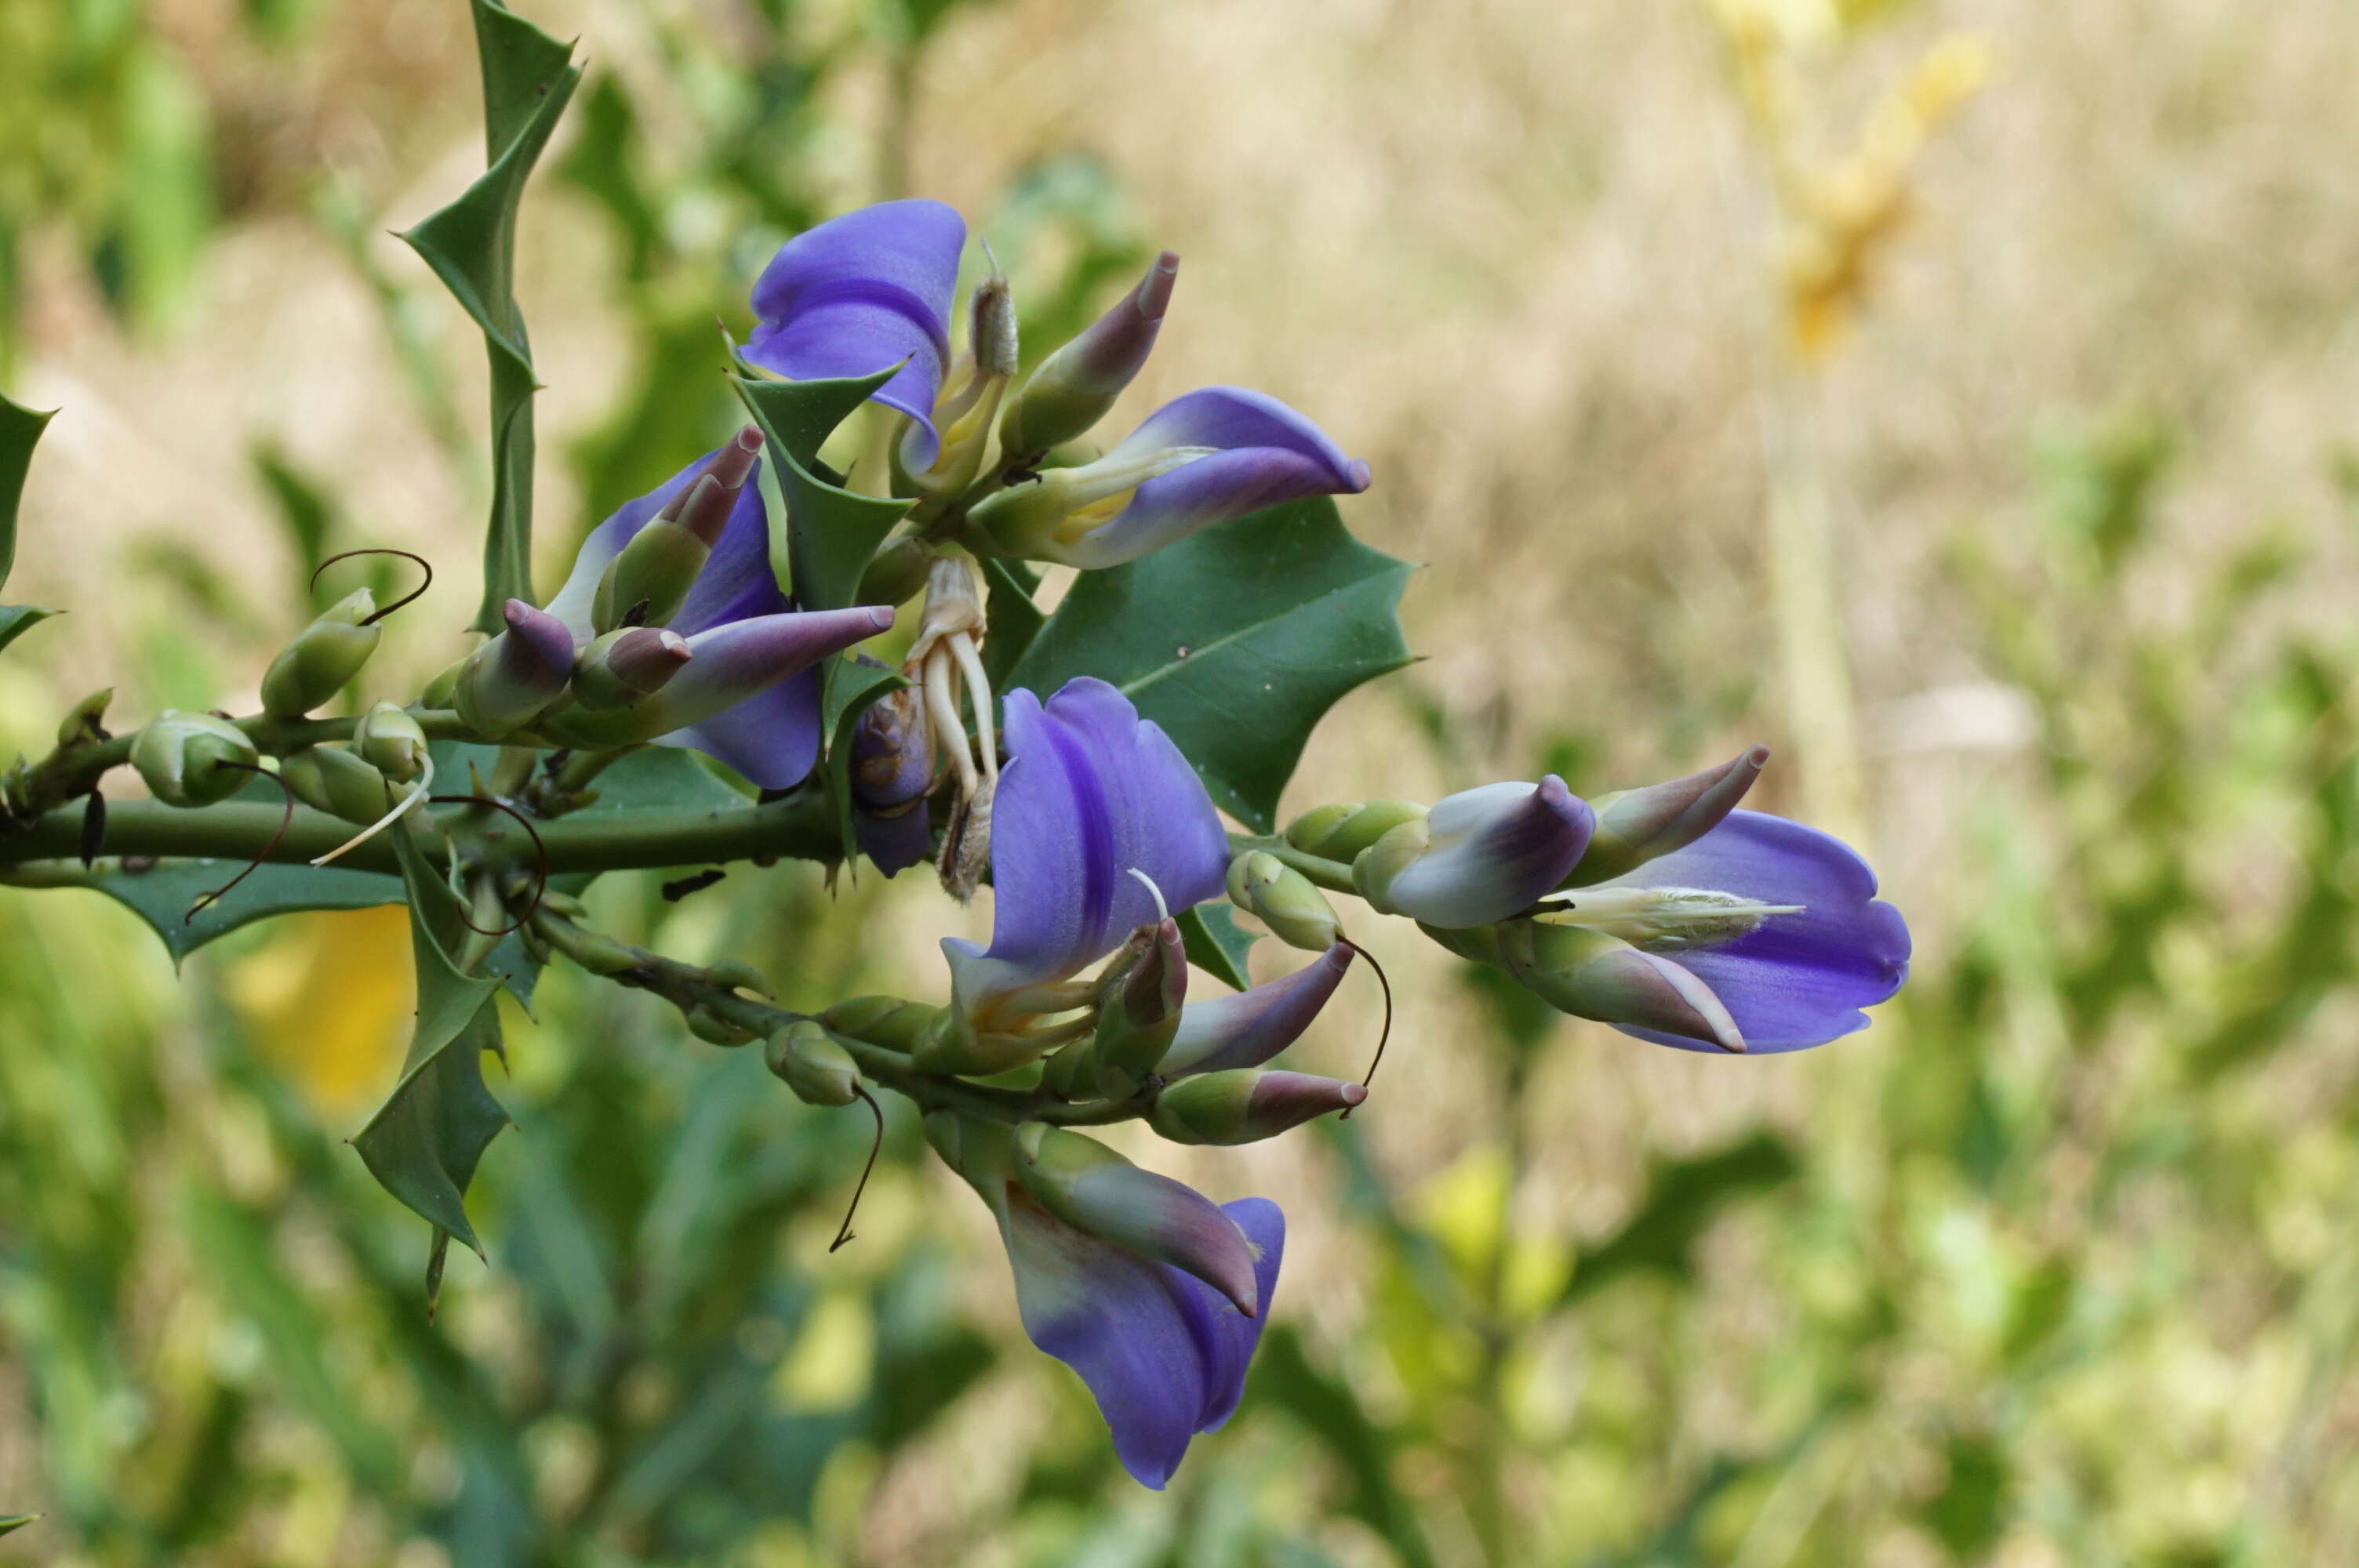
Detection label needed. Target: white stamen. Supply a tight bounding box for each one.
[947,630,998,783]
[921,648,977,798]
[1538,884,1804,952]
[311,756,435,867]
[1127,866,1170,922]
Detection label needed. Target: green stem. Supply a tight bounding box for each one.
[525,904,1149,1129]
[1226,833,1358,895]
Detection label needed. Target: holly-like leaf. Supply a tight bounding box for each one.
[980,557,1043,689]
[2,390,55,590]
[400,0,580,631]
[1178,902,1259,991]
[353,832,510,1253]
[1006,497,1414,833]
[817,654,909,862]
[0,605,59,656]
[729,366,911,612]
[0,1515,38,1538]
[566,744,749,818]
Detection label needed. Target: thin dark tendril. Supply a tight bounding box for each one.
[427,793,547,936]
[187,763,293,922]
[831,1086,885,1253]
[310,547,433,624]
[1338,937,1392,1118]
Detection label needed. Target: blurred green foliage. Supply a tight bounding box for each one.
[5,1,2359,1565]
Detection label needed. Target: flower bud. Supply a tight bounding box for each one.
[856,536,935,607]
[588,430,766,633]
[1354,778,1594,928]
[131,712,259,808]
[999,251,1177,456]
[1496,920,1746,1054]
[1087,916,1188,1097]
[280,745,396,823]
[1282,800,1427,864]
[352,702,429,782]
[1225,850,1340,952]
[686,1006,757,1047]
[1150,1069,1365,1145]
[1012,1123,1260,1314]
[260,589,381,717]
[765,1020,862,1107]
[454,599,576,738]
[571,626,692,710]
[824,996,945,1053]
[1563,746,1769,886]
[852,680,932,812]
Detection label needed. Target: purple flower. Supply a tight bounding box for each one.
[938,677,1230,1061]
[1005,1189,1283,1489]
[1357,777,1596,928]
[541,448,889,788]
[743,199,966,470]
[967,387,1372,568]
[1526,810,1909,1053]
[927,1112,1281,1490]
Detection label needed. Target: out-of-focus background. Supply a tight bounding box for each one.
[5,0,2358,1562]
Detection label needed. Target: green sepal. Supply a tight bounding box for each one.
[1177,902,1259,991]
[821,653,909,861]
[398,0,580,631]
[729,364,912,613]
[1006,496,1415,833]
[352,829,511,1254]
[2,392,59,643]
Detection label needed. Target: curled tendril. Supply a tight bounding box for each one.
[187,763,293,922]
[309,547,433,625]
[426,793,550,938]
[831,1085,885,1253]
[1337,937,1392,1119]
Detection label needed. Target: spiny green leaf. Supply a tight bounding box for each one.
[0,1515,38,1538]
[401,1,579,631]
[1006,497,1414,833]
[353,832,509,1253]
[0,605,60,656]
[822,654,908,862]
[729,367,911,612]
[1177,902,1258,991]
[2,390,56,590]
[565,744,750,818]
[980,557,1043,689]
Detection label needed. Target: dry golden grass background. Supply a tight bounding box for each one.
[6,0,2358,1560]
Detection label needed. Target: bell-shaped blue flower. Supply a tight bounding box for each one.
[542,446,889,788]
[1531,810,1910,1053]
[966,387,1372,568]
[743,199,966,470]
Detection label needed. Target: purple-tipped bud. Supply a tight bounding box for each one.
[1565,746,1770,886]
[1150,1069,1366,1146]
[1160,942,1355,1076]
[1013,1123,1261,1316]
[536,604,892,750]
[454,599,577,738]
[665,426,765,547]
[572,626,693,710]
[1089,916,1190,1096]
[1000,251,1178,455]
[1355,778,1595,929]
[1499,920,1746,1054]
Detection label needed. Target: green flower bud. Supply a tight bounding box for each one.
[131,712,260,808]
[823,996,943,1052]
[1282,799,1427,863]
[1225,850,1341,951]
[1150,1069,1365,1146]
[571,627,692,710]
[592,521,708,633]
[1565,746,1768,886]
[260,589,382,717]
[1086,916,1188,1098]
[707,959,772,998]
[999,252,1176,457]
[765,1021,862,1107]
[351,702,429,782]
[279,745,396,823]
[856,538,935,608]
[1350,814,1434,915]
[685,1005,756,1047]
